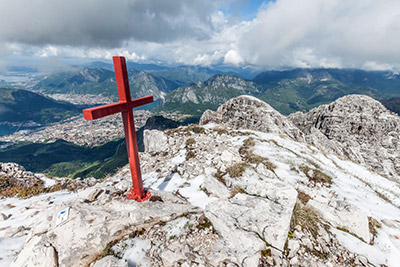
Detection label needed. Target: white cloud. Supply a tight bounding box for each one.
[1,0,400,70]
[224,49,243,66]
[0,0,219,46]
[237,0,400,70]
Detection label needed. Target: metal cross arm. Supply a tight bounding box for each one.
[83,95,153,120]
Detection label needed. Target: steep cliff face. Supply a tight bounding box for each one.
[159,75,260,115]
[289,95,400,180]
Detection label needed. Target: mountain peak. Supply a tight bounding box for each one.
[200,95,304,141]
[289,94,400,180]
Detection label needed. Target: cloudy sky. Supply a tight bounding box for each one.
[1,0,400,71]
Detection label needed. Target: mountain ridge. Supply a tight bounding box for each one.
[159,68,400,116]
[0,88,79,125]
[3,94,400,266]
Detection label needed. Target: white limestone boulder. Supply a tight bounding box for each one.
[11,190,199,267]
[143,129,168,153]
[309,198,371,243]
[204,180,297,266]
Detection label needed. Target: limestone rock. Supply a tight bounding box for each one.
[143,129,168,153]
[203,173,231,199]
[200,95,305,141]
[309,198,370,243]
[92,256,128,267]
[289,94,400,180]
[205,184,297,265]
[11,191,199,267]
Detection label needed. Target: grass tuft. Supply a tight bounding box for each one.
[0,176,73,199]
[368,217,382,245]
[230,185,246,198]
[290,202,320,239]
[297,190,311,204]
[299,165,332,186]
[213,126,228,135]
[214,169,227,185]
[239,138,276,171]
[185,138,196,146]
[226,162,249,178]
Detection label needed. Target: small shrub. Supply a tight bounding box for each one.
[226,162,249,178]
[260,248,271,257]
[200,186,211,196]
[288,230,294,239]
[185,150,196,160]
[197,215,213,230]
[185,138,196,146]
[188,124,205,134]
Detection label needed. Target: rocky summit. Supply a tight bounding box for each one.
[1,95,400,267]
[289,94,400,181]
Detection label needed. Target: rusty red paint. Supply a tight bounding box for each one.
[82,56,153,202]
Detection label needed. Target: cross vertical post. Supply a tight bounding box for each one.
[82,56,153,202]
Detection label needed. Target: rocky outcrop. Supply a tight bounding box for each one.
[0,162,41,187]
[289,95,400,180]
[200,95,305,141]
[11,188,200,267]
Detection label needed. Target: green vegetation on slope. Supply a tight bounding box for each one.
[156,74,260,116]
[381,97,400,115]
[0,139,127,179]
[254,68,398,114]
[157,68,400,116]
[0,88,79,124]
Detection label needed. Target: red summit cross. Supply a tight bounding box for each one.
[82,56,153,202]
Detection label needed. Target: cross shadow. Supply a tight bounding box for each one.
[157,172,175,191]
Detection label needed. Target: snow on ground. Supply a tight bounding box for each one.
[247,131,400,266]
[1,126,400,266]
[122,238,151,267]
[0,190,80,266]
[37,174,57,188]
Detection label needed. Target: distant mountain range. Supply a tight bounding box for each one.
[157,74,260,116]
[0,88,79,125]
[34,68,179,101]
[27,65,400,117]
[159,68,400,115]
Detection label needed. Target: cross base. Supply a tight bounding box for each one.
[126,188,151,202]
